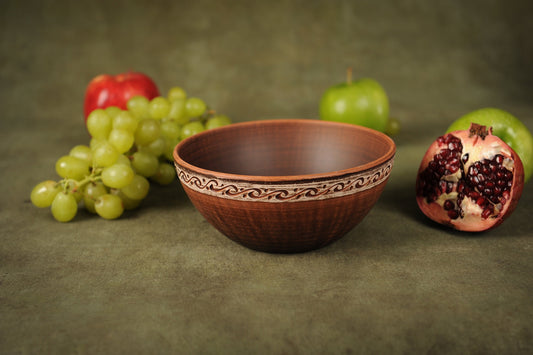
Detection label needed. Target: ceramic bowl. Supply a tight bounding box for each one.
[173,119,396,253]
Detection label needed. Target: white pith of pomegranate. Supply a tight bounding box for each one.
[416,123,524,232]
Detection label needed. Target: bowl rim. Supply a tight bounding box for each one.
[173,118,396,183]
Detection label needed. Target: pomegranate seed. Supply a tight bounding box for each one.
[446,182,454,193]
[448,210,459,219]
[448,164,459,174]
[481,209,492,219]
[469,191,480,199]
[444,200,455,210]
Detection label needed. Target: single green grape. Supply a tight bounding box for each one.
[131,151,159,177]
[83,181,108,214]
[71,185,84,203]
[121,174,150,200]
[86,109,112,139]
[105,106,122,119]
[167,100,189,125]
[55,155,90,181]
[108,128,135,154]
[160,120,181,140]
[185,97,207,118]
[31,180,61,208]
[151,162,176,185]
[115,154,132,166]
[385,117,401,136]
[113,110,138,133]
[69,145,93,165]
[149,96,170,120]
[92,141,120,167]
[139,136,166,157]
[89,137,105,150]
[94,194,124,220]
[134,119,160,146]
[180,121,205,140]
[51,192,78,222]
[111,189,141,210]
[167,86,187,101]
[164,137,181,161]
[101,164,135,189]
[205,115,232,130]
[127,95,150,119]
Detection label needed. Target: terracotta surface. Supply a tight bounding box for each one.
[174,119,395,252]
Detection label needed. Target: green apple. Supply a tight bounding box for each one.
[319,70,389,132]
[446,107,533,182]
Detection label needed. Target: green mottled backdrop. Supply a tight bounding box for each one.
[1,0,532,353]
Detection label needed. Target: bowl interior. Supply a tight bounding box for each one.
[176,119,394,177]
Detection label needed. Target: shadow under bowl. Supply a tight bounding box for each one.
[173,119,396,253]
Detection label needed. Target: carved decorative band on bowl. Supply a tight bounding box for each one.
[175,159,394,202]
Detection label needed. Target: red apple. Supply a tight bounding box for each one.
[84,71,160,120]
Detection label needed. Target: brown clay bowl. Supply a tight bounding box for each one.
[173,119,396,253]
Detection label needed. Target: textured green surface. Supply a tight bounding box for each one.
[1,0,532,354]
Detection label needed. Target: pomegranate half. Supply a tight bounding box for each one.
[416,123,524,232]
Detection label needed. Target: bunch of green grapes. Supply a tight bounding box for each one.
[30,86,232,222]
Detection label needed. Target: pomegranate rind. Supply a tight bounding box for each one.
[416,125,524,232]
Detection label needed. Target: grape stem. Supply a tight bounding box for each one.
[61,172,102,194]
[191,108,215,123]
